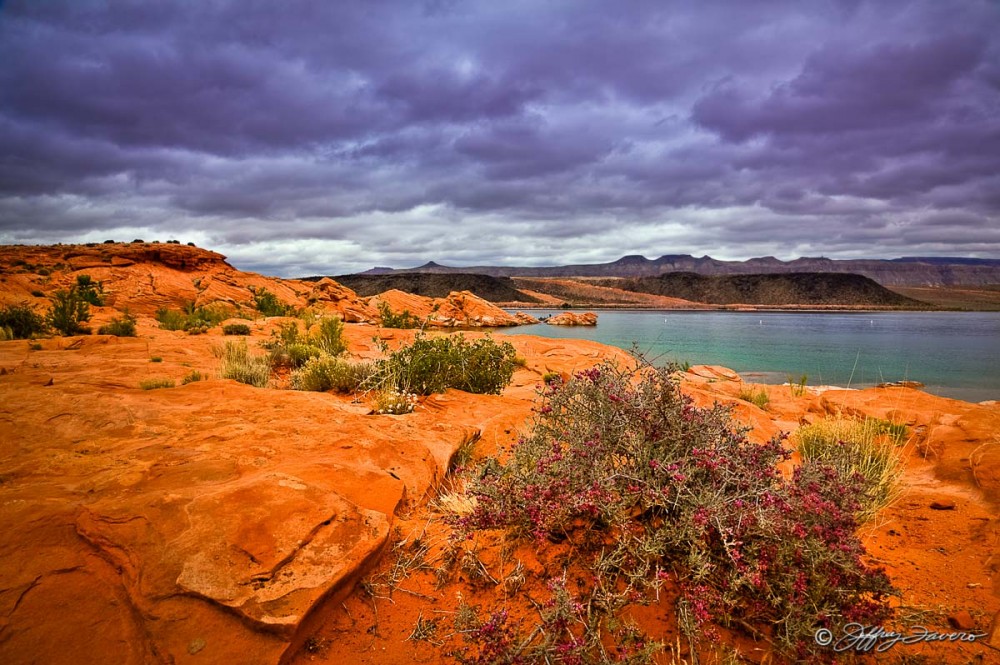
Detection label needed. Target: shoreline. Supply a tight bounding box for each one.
[499,302,958,312]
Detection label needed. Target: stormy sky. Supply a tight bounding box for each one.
[1,1,998,276]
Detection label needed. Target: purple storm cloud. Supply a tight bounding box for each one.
[0,0,997,275]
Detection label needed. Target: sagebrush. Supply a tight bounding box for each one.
[379,333,518,395]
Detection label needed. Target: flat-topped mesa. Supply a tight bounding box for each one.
[545,311,598,326]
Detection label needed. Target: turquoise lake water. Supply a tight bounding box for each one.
[500,311,1000,403]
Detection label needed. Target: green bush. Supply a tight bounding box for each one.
[75,275,104,306]
[98,310,137,337]
[263,320,337,368]
[156,302,230,332]
[0,303,48,338]
[254,287,292,317]
[313,316,347,356]
[796,416,906,523]
[155,308,187,331]
[216,340,270,388]
[0,325,13,341]
[47,289,91,335]
[223,323,251,335]
[378,333,517,395]
[140,378,175,390]
[291,356,375,393]
[377,300,421,329]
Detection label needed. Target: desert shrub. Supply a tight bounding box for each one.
[377,300,421,329]
[29,342,43,351]
[263,320,341,368]
[313,316,347,356]
[182,370,204,384]
[796,416,906,523]
[0,302,48,338]
[453,361,894,661]
[378,333,517,395]
[155,308,187,331]
[285,342,323,367]
[156,302,230,332]
[216,340,270,387]
[738,385,770,409]
[75,275,104,306]
[140,378,174,390]
[98,310,137,337]
[254,287,292,317]
[291,356,374,392]
[223,323,251,336]
[541,371,561,384]
[0,326,13,341]
[31,290,44,298]
[371,387,417,414]
[47,289,91,335]
[150,356,162,363]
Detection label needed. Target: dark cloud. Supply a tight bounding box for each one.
[0,0,997,275]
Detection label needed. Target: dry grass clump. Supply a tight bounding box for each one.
[737,384,770,409]
[796,415,907,523]
[216,339,271,388]
[140,378,175,390]
[291,356,374,392]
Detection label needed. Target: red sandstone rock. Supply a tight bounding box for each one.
[367,289,522,327]
[947,610,976,631]
[545,311,598,326]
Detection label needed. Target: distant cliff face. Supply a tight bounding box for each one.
[361,255,1000,287]
[600,272,927,307]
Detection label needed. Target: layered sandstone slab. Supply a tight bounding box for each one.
[0,318,628,664]
[545,311,598,326]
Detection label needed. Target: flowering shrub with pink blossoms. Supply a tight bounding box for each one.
[451,360,895,662]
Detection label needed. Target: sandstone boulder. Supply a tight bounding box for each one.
[545,311,598,326]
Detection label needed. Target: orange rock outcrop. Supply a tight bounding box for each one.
[544,311,598,326]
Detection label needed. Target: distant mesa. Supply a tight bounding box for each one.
[305,272,540,304]
[600,272,925,308]
[356,254,1000,287]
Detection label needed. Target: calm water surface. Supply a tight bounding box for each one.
[500,311,1000,403]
